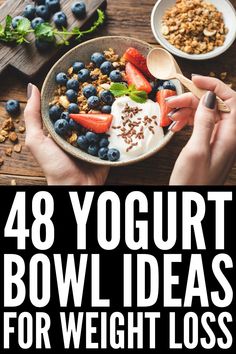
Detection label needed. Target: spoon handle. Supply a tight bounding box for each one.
[176,74,230,113]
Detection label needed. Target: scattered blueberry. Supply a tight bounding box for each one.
[69,118,80,131]
[109,70,122,82]
[77,135,89,150]
[108,148,120,162]
[101,105,111,114]
[55,72,68,85]
[54,119,70,137]
[23,5,36,20]
[49,105,63,121]
[149,81,159,100]
[60,111,70,121]
[86,131,99,144]
[72,61,85,73]
[87,96,100,109]
[5,100,20,116]
[157,86,164,91]
[35,38,54,51]
[12,16,24,29]
[35,0,46,4]
[99,137,109,148]
[91,52,105,67]
[71,1,86,19]
[83,85,97,98]
[45,0,60,13]
[163,80,176,91]
[66,79,79,91]
[31,17,45,29]
[78,68,90,82]
[36,5,50,21]
[68,103,80,114]
[66,89,78,103]
[100,90,114,105]
[98,147,109,160]
[88,144,99,156]
[100,61,114,75]
[53,11,67,28]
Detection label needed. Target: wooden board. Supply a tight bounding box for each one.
[0,0,107,77]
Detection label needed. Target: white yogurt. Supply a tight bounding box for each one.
[108,96,164,160]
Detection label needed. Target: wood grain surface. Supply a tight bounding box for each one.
[0,0,236,185]
[0,0,107,77]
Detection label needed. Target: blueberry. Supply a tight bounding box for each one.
[91,52,105,67]
[163,80,176,91]
[108,148,120,162]
[77,135,89,150]
[36,5,50,20]
[72,61,85,73]
[31,17,45,29]
[53,11,67,28]
[100,90,114,105]
[78,68,90,82]
[86,131,99,144]
[45,0,60,13]
[23,5,36,20]
[157,86,164,91]
[87,144,99,156]
[109,70,122,82]
[49,105,63,121]
[66,89,78,103]
[60,111,70,121]
[12,16,24,29]
[83,85,97,98]
[71,1,86,19]
[35,38,54,51]
[100,61,113,75]
[101,105,111,114]
[68,103,80,114]
[5,100,20,116]
[66,79,79,91]
[87,96,100,109]
[99,137,109,148]
[55,72,68,85]
[35,0,46,4]
[54,119,70,137]
[69,118,80,131]
[98,147,109,160]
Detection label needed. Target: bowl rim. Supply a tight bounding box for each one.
[41,35,178,167]
[151,0,236,61]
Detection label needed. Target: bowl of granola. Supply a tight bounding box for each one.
[41,36,184,166]
[151,0,236,60]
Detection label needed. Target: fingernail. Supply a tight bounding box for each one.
[27,83,33,99]
[204,91,216,109]
[168,108,179,118]
[165,95,177,102]
[191,73,199,77]
[168,121,177,131]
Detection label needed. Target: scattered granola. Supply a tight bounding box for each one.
[14,144,22,153]
[5,147,13,157]
[9,131,18,143]
[18,125,26,133]
[161,0,228,54]
[0,157,4,166]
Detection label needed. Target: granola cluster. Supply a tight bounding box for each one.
[50,48,126,114]
[0,117,24,165]
[161,0,228,54]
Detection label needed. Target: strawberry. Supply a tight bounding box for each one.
[125,62,152,94]
[156,89,176,127]
[123,47,154,79]
[70,113,113,134]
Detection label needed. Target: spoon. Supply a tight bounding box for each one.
[147,48,230,113]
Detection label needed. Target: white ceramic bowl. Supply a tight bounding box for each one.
[151,0,236,60]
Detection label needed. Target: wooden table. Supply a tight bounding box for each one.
[0,0,236,185]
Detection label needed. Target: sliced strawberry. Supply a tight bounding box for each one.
[156,89,176,127]
[123,47,154,79]
[125,62,152,94]
[70,113,113,134]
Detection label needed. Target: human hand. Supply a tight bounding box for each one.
[167,75,236,185]
[24,84,109,185]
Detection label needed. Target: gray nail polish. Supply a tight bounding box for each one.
[165,95,177,102]
[27,83,33,99]
[168,121,177,131]
[168,108,179,118]
[204,91,216,109]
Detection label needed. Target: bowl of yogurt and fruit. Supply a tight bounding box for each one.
[41,36,184,166]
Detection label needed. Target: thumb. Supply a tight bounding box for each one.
[24,83,44,137]
[189,91,217,147]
